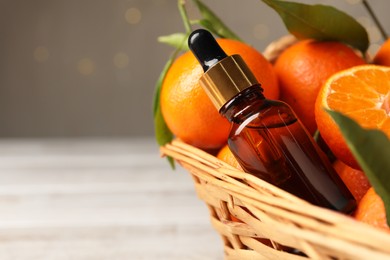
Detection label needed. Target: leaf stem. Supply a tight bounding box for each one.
[192,0,241,41]
[362,0,388,41]
[178,0,192,33]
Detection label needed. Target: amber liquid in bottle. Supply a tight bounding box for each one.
[221,85,356,213]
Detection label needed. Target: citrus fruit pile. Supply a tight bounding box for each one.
[159,35,390,231]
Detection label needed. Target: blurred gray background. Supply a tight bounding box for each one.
[0,0,388,137]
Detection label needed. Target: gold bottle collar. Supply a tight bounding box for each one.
[199,55,258,111]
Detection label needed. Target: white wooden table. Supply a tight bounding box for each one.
[0,138,223,260]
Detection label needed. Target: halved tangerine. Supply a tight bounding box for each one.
[315,65,390,169]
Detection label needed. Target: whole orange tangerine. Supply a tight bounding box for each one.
[274,40,365,134]
[161,38,279,149]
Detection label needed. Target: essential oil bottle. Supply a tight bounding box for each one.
[188,29,355,213]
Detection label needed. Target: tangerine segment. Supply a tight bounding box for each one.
[330,76,380,99]
[354,68,390,95]
[326,93,378,113]
[382,118,390,133]
[316,65,390,169]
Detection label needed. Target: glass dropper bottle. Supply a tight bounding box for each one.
[188,29,355,213]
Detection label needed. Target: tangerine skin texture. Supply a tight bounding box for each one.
[333,160,371,202]
[355,187,389,231]
[374,38,390,67]
[160,39,279,149]
[217,144,242,170]
[274,40,365,134]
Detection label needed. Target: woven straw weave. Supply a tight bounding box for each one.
[161,140,390,259]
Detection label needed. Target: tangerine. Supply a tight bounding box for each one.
[216,144,242,170]
[315,65,390,169]
[333,160,371,202]
[373,38,390,66]
[161,38,279,149]
[355,187,389,230]
[274,39,365,134]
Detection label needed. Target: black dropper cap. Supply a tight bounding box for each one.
[188,29,228,72]
[188,29,259,110]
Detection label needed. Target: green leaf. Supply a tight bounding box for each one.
[153,51,182,169]
[261,0,369,53]
[153,59,173,117]
[153,42,186,117]
[327,110,390,226]
[191,0,241,41]
[154,105,175,169]
[154,106,173,146]
[152,57,174,145]
[158,33,189,51]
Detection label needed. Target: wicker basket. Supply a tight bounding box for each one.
[161,140,390,259]
[160,36,390,259]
